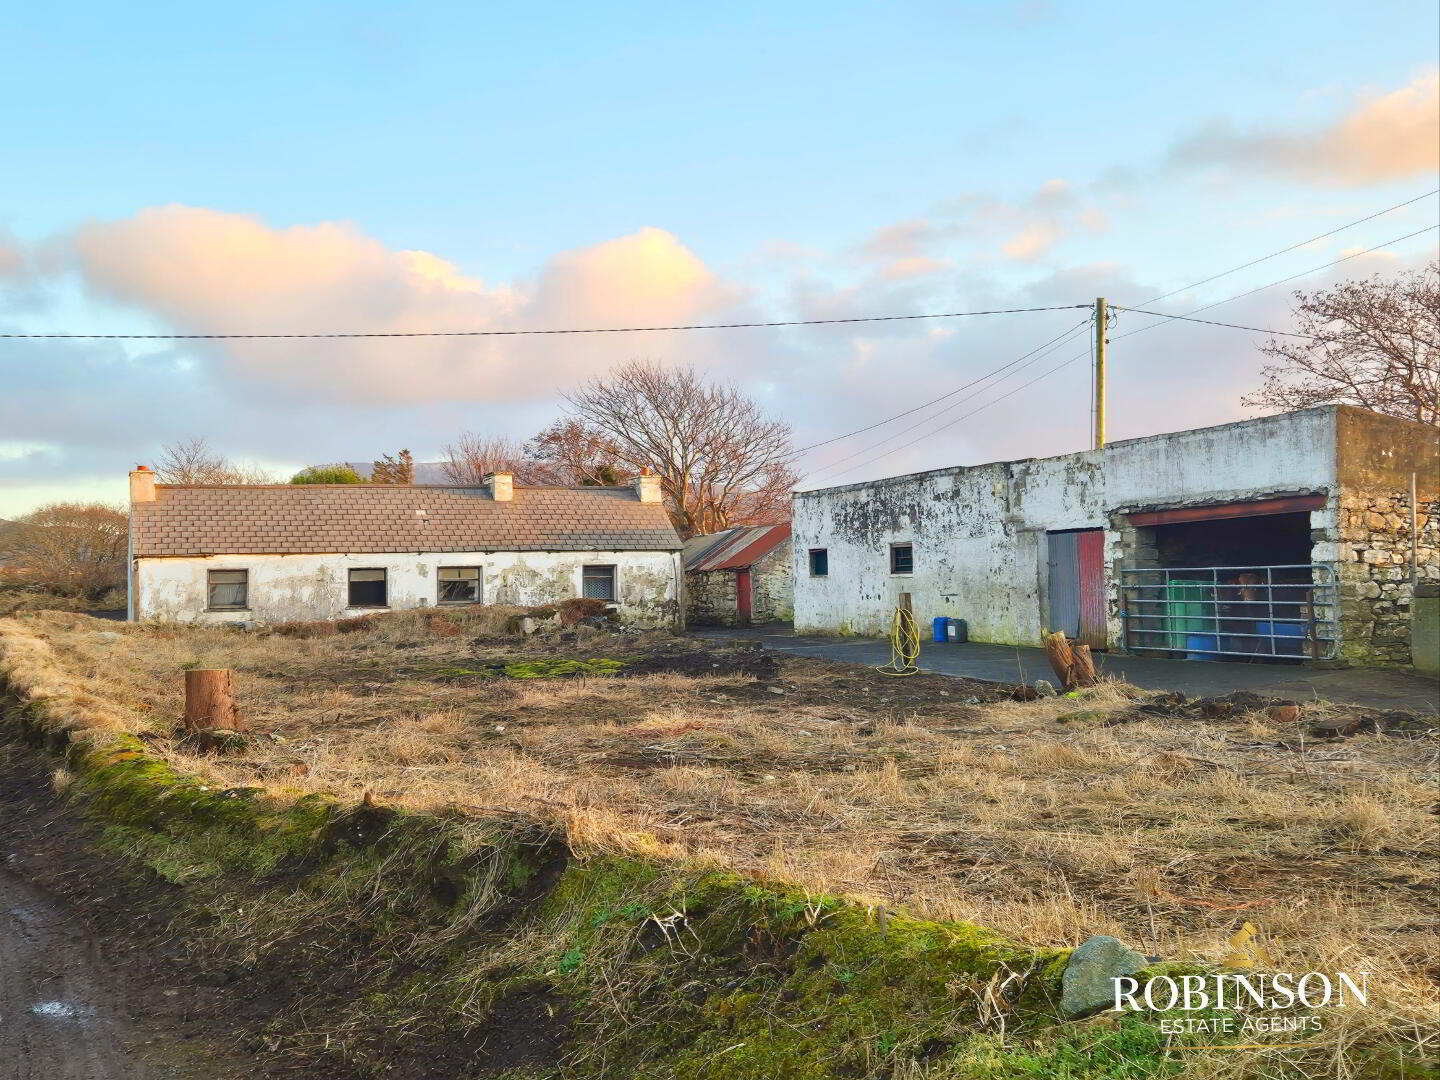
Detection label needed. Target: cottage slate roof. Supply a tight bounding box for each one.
[132,485,682,557]
[683,524,791,572]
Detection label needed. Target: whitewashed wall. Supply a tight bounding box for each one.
[793,409,1339,643]
[133,550,683,628]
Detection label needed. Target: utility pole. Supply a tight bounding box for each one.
[1093,297,1107,450]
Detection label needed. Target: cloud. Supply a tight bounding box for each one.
[1171,72,1440,187]
[67,207,750,405]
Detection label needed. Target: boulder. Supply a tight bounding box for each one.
[1061,935,1148,1019]
[1033,680,1057,697]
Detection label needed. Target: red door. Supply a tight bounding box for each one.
[735,569,752,626]
[1075,529,1107,650]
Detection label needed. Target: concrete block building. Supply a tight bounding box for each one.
[127,469,684,628]
[793,406,1438,668]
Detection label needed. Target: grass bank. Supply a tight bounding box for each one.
[2,612,1436,1077]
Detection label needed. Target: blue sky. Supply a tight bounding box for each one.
[2,1,1437,513]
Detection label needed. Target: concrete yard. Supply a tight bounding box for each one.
[694,624,1440,712]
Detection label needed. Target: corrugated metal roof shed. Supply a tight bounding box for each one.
[683,524,790,572]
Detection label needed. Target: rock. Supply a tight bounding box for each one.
[766,686,786,695]
[1061,936,1149,1019]
[1266,704,1302,724]
[1033,680,1057,697]
[93,631,122,642]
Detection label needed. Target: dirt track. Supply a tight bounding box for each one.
[0,866,149,1079]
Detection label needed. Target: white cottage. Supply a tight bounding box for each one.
[126,468,683,627]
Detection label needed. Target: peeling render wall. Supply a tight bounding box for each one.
[794,409,1340,645]
[133,550,683,629]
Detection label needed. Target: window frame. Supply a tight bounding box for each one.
[347,567,389,609]
[206,568,249,612]
[581,563,618,602]
[437,565,482,605]
[808,548,829,577]
[889,542,914,576]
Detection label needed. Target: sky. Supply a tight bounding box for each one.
[1,0,1437,516]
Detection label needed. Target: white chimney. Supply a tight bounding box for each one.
[129,465,156,504]
[633,469,662,504]
[484,471,513,501]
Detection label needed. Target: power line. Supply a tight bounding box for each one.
[1134,188,1438,307]
[815,342,1094,486]
[0,303,1089,340]
[1109,307,1327,339]
[802,322,1092,479]
[792,316,1090,455]
[1113,225,1439,345]
[808,222,1438,485]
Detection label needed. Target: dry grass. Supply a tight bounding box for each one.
[4,608,1438,1071]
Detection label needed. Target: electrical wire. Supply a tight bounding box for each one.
[793,316,1091,455]
[802,321,1091,480]
[1108,308,1328,339]
[0,304,1089,340]
[1133,188,1438,307]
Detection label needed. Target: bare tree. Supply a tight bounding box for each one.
[556,361,799,536]
[526,420,631,488]
[1243,262,1439,424]
[440,433,565,486]
[371,449,415,484]
[156,437,275,484]
[3,503,128,597]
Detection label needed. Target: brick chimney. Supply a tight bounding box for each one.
[129,465,156,504]
[633,469,662,504]
[484,471,513,502]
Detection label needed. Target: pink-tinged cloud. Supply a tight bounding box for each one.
[1172,72,1440,187]
[67,207,748,405]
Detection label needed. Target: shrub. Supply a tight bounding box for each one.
[290,465,365,485]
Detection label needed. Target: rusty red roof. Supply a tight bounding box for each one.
[683,524,791,572]
[132,484,681,557]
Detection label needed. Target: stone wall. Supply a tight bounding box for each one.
[684,541,793,626]
[1333,489,1440,667]
[685,568,738,625]
[751,542,793,624]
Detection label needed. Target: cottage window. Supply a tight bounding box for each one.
[582,564,616,601]
[348,568,388,608]
[438,566,481,604]
[207,569,248,610]
[809,549,828,577]
[890,543,913,575]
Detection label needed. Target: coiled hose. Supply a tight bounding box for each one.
[876,605,921,676]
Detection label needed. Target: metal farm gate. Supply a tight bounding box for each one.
[1118,564,1337,661]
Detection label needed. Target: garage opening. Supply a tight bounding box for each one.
[1118,497,1336,662]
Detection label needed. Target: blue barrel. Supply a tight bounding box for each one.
[1185,633,1219,661]
[932,616,950,643]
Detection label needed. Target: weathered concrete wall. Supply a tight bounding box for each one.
[794,409,1339,642]
[685,542,793,626]
[134,550,683,629]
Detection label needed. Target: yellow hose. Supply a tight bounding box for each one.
[877,605,921,676]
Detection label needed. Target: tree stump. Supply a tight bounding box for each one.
[1043,631,1077,690]
[1070,644,1099,688]
[184,668,242,731]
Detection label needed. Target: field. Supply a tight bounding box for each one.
[5,606,1438,1075]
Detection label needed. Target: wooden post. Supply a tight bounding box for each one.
[1093,297,1107,450]
[897,592,912,617]
[1043,630,1076,689]
[1070,644,1099,687]
[184,668,241,731]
